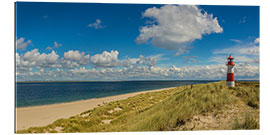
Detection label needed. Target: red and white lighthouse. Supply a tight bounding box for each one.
[226,55,235,87]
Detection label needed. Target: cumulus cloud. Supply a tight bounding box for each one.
[135,5,223,55]
[16,49,90,69]
[16,48,60,76]
[121,55,160,68]
[89,51,162,69]
[16,49,259,81]
[16,37,32,50]
[234,63,259,78]
[16,50,259,81]
[121,58,140,67]
[18,62,258,81]
[16,53,34,75]
[16,49,92,79]
[61,50,90,68]
[254,38,260,44]
[91,50,120,67]
[88,19,104,29]
[23,49,60,68]
[136,55,158,67]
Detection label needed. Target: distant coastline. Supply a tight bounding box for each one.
[16,79,259,83]
[16,80,220,83]
[16,80,218,108]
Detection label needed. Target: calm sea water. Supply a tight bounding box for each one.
[16,80,217,108]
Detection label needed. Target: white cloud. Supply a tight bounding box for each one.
[210,55,259,64]
[64,50,85,61]
[62,50,90,68]
[136,55,158,67]
[46,41,62,50]
[54,41,62,48]
[182,56,198,63]
[121,58,140,67]
[16,37,32,50]
[254,37,260,44]
[46,46,53,50]
[19,62,258,81]
[135,5,223,55]
[16,49,61,76]
[211,39,260,64]
[16,53,20,65]
[16,53,33,74]
[16,49,91,79]
[91,50,120,67]
[88,19,104,29]
[16,50,259,81]
[213,44,259,56]
[121,55,159,68]
[23,49,60,68]
[230,39,242,43]
[237,63,259,75]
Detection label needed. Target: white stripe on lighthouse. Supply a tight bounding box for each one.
[227,81,235,87]
[227,65,234,73]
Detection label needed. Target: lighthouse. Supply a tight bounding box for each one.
[226,55,235,87]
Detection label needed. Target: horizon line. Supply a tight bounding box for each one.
[16,79,259,83]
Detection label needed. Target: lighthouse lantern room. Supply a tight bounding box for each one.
[226,55,235,87]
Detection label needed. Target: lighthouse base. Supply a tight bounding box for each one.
[227,81,235,87]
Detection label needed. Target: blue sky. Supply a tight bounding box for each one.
[15,2,259,81]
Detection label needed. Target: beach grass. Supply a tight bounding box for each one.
[17,81,259,133]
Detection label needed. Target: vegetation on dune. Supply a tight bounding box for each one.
[232,113,259,130]
[17,81,259,133]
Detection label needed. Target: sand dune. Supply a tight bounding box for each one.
[16,87,175,131]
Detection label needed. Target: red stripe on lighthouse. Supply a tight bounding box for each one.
[227,73,234,81]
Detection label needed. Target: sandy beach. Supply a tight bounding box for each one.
[16,87,176,131]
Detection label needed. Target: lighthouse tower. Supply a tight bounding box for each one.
[226,55,235,87]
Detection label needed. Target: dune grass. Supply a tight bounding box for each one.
[232,113,259,130]
[17,81,259,133]
[120,81,236,131]
[230,81,260,130]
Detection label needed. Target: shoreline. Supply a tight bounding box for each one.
[16,86,178,131]
[16,86,179,109]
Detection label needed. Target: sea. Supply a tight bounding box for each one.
[16,80,218,108]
